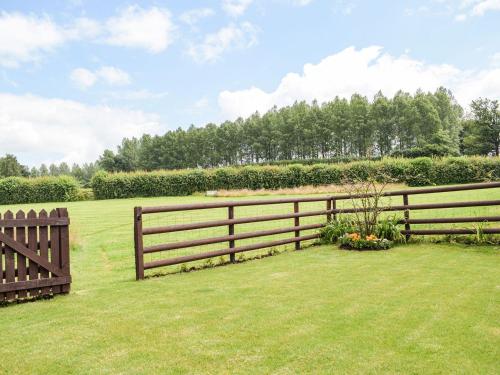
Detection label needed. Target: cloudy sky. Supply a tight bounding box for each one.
[1,0,499,166]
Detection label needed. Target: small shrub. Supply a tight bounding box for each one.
[320,217,356,243]
[376,217,405,243]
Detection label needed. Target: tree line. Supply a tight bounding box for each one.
[1,87,498,183]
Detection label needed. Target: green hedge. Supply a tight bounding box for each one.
[0,176,80,205]
[91,157,500,199]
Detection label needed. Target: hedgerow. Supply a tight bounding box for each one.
[0,176,80,205]
[90,157,500,199]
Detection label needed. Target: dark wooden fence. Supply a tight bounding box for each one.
[1,208,71,302]
[134,182,500,279]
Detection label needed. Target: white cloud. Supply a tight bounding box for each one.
[104,5,175,53]
[0,11,66,68]
[454,13,467,21]
[180,8,215,26]
[96,66,131,86]
[0,93,162,165]
[194,97,210,109]
[106,89,169,101]
[472,0,500,15]
[70,66,131,89]
[218,46,500,119]
[222,0,254,17]
[70,68,97,89]
[293,0,314,5]
[187,22,259,63]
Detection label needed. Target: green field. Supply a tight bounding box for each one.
[1,188,499,374]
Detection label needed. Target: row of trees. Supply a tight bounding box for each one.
[98,88,498,172]
[0,155,98,187]
[2,87,498,181]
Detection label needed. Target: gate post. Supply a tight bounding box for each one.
[228,206,235,263]
[134,207,144,280]
[403,194,411,242]
[326,198,332,222]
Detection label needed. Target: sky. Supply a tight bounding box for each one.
[0,0,499,166]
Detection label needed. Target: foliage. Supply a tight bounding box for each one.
[91,156,500,199]
[0,176,80,204]
[339,233,393,250]
[96,88,464,172]
[320,217,356,243]
[461,98,499,156]
[376,217,405,243]
[0,154,29,178]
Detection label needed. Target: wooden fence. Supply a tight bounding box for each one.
[1,208,71,302]
[134,182,500,279]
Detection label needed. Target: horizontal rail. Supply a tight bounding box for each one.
[144,223,324,253]
[0,276,72,293]
[334,200,500,214]
[0,217,69,227]
[143,200,500,235]
[144,233,319,269]
[401,228,500,235]
[141,182,500,213]
[400,216,500,224]
[333,181,500,200]
[143,209,329,235]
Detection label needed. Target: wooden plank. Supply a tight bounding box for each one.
[134,207,144,280]
[228,206,235,263]
[0,232,63,277]
[143,223,325,253]
[38,210,50,296]
[401,228,500,235]
[16,210,27,299]
[50,209,62,293]
[294,202,300,250]
[403,194,411,242]
[144,234,319,269]
[4,211,15,300]
[0,213,3,301]
[0,217,69,227]
[27,210,39,297]
[0,276,71,294]
[57,208,70,293]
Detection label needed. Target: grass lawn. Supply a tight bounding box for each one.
[0,188,499,374]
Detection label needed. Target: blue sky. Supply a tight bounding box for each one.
[0,0,499,165]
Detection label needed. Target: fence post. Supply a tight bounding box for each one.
[294,202,300,250]
[57,208,71,293]
[403,194,411,241]
[332,199,337,221]
[134,207,144,280]
[228,206,235,263]
[326,198,332,222]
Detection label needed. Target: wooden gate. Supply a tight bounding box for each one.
[0,208,71,302]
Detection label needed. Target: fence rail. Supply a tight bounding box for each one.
[134,182,500,279]
[1,208,71,302]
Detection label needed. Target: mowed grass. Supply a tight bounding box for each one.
[0,187,499,374]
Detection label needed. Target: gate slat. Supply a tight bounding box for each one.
[27,210,39,297]
[0,213,3,302]
[38,210,50,296]
[16,210,27,299]
[50,209,61,294]
[57,208,70,293]
[4,211,15,301]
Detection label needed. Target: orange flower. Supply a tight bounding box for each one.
[366,234,378,241]
[347,232,361,241]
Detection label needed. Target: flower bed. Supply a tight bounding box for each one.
[339,233,393,250]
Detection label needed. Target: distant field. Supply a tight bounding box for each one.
[0,188,499,374]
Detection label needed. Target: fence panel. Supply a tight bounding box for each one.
[134,182,500,279]
[0,208,71,302]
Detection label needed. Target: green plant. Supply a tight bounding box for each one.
[320,217,356,243]
[376,216,405,243]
